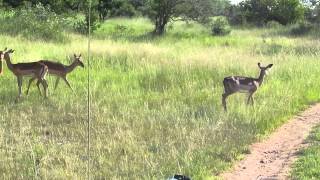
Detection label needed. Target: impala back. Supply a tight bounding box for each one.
[13,62,43,76]
[39,60,67,75]
[223,76,258,93]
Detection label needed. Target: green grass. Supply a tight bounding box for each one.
[291,126,320,179]
[0,17,320,179]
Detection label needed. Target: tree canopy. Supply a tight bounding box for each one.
[144,0,230,35]
[0,0,318,35]
[231,0,305,25]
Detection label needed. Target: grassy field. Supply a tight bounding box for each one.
[291,126,320,179]
[0,17,320,179]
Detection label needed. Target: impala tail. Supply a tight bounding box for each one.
[223,77,237,94]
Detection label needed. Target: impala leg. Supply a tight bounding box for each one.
[247,93,253,105]
[251,94,254,105]
[54,77,60,90]
[62,76,73,92]
[36,80,42,96]
[246,94,255,106]
[17,76,23,99]
[250,90,257,106]
[26,77,36,95]
[222,93,230,112]
[40,79,48,98]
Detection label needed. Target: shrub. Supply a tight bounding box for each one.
[64,14,87,34]
[209,16,231,36]
[290,21,314,35]
[0,4,67,42]
[265,20,283,29]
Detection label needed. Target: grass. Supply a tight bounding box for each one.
[0,34,88,179]
[291,126,320,179]
[0,17,320,179]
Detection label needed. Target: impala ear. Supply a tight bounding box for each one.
[258,62,261,68]
[79,53,82,57]
[74,54,77,58]
[267,64,273,68]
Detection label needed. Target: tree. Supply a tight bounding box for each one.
[304,0,320,23]
[272,0,305,24]
[2,0,25,8]
[144,0,230,35]
[96,0,140,21]
[97,0,112,20]
[144,0,180,35]
[1,0,88,13]
[237,0,305,25]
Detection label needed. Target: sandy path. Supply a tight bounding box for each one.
[221,104,320,180]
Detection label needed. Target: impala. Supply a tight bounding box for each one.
[1,48,49,99]
[26,54,84,94]
[222,63,273,111]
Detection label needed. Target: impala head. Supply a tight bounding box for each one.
[0,48,8,60]
[73,54,84,68]
[258,63,273,76]
[3,48,14,59]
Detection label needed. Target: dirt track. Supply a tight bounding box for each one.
[221,104,320,180]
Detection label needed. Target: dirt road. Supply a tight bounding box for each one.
[221,104,320,180]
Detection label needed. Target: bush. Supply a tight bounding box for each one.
[290,21,314,35]
[62,10,100,35]
[112,2,138,17]
[265,20,283,29]
[0,4,67,42]
[65,14,88,34]
[209,16,231,36]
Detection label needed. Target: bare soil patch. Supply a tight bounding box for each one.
[221,104,320,180]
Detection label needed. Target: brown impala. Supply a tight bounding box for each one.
[222,63,273,111]
[26,54,84,94]
[1,48,49,99]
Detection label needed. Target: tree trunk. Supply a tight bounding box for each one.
[153,22,166,35]
[153,15,169,36]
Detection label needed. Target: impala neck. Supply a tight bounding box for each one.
[4,55,14,72]
[257,70,266,85]
[66,61,78,73]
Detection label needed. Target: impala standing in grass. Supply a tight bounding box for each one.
[1,48,49,99]
[26,54,84,94]
[222,63,273,111]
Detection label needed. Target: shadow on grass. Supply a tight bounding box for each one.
[93,31,155,43]
[0,31,70,44]
[0,88,63,109]
[93,30,210,44]
[254,40,320,56]
[262,25,320,40]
